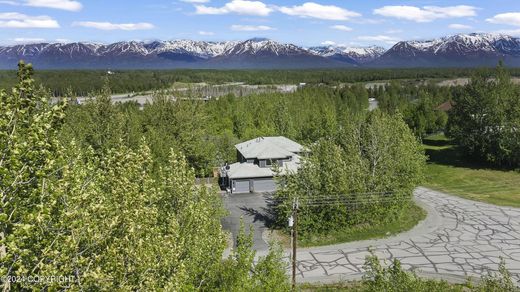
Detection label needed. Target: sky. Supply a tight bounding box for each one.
[1,0,520,48]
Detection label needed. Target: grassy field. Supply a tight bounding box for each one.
[270,202,426,248]
[423,134,520,208]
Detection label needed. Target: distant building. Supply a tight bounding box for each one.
[220,136,305,193]
[436,100,454,112]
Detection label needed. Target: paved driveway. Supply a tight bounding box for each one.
[295,187,520,285]
[221,192,273,253]
[221,187,520,285]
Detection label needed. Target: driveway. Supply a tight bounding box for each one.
[295,187,520,285]
[220,188,520,285]
[221,192,274,253]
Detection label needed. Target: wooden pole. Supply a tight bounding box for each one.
[292,198,298,290]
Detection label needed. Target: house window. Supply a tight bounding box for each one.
[266,159,273,166]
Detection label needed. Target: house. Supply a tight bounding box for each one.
[220,136,305,194]
[436,100,454,112]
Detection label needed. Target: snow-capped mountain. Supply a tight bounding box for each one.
[2,34,520,69]
[0,38,346,69]
[374,33,520,67]
[309,45,385,64]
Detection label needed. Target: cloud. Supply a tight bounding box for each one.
[230,24,273,31]
[386,29,403,34]
[198,30,214,35]
[195,0,272,16]
[358,35,400,45]
[495,29,520,36]
[487,13,520,26]
[321,40,336,46]
[330,25,352,32]
[374,5,477,23]
[180,0,209,3]
[73,21,154,30]
[0,12,59,28]
[449,23,472,30]
[0,0,82,11]
[12,37,46,43]
[55,38,70,43]
[26,0,82,11]
[279,2,360,21]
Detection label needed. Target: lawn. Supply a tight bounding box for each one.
[423,134,520,208]
[269,202,426,248]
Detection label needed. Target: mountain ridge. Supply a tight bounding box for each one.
[2,33,520,69]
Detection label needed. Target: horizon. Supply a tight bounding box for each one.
[0,32,516,49]
[1,0,520,48]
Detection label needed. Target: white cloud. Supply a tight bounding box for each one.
[26,0,82,11]
[0,0,82,11]
[73,21,154,31]
[278,2,360,21]
[449,23,472,30]
[495,29,520,36]
[330,25,352,32]
[230,24,273,31]
[55,38,70,43]
[385,29,403,34]
[321,40,336,46]
[12,37,46,43]
[487,13,520,26]
[0,12,59,28]
[195,0,272,16]
[198,30,214,35]
[374,5,477,23]
[180,0,209,3]
[358,35,400,45]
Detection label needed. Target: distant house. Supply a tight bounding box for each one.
[436,100,454,112]
[220,136,305,194]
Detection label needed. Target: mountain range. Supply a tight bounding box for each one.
[1,33,520,69]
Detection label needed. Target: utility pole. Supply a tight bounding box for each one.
[291,197,299,290]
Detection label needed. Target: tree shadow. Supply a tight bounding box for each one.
[238,193,279,229]
[239,206,276,228]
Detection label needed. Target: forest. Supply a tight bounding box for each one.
[2,67,520,95]
[2,61,519,290]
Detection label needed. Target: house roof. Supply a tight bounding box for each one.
[436,100,454,112]
[235,136,304,159]
[225,155,301,179]
[225,162,274,179]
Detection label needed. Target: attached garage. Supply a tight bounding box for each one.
[232,179,250,194]
[251,178,276,193]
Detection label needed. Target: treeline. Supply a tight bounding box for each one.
[3,67,520,95]
[372,81,454,138]
[61,84,370,176]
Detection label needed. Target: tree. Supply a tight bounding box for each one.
[0,62,66,290]
[275,111,425,236]
[211,221,290,291]
[448,63,520,167]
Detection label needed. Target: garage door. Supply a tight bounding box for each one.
[252,178,277,193]
[233,180,250,193]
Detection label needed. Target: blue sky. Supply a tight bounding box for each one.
[1,0,520,47]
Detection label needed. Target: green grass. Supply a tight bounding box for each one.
[271,203,426,248]
[423,134,520,208]
[299,203,426,247]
